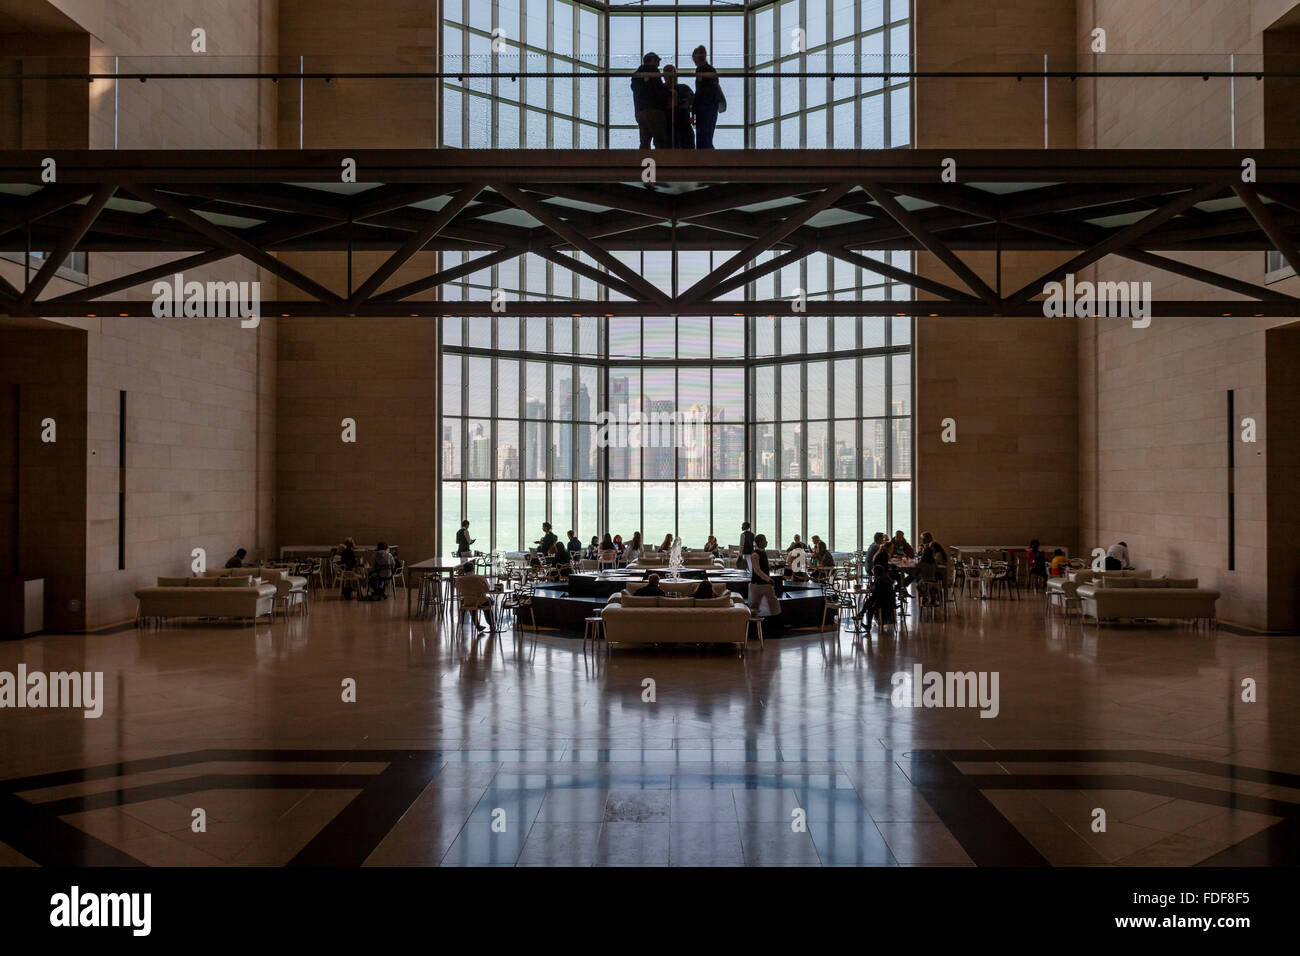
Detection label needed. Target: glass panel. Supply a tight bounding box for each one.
[862,481,888,545]
[551,482,573,542]
[498,359,519,418]
[755,482,776,545]
[442,419,462,478]
[677,483,709,542]
[609,482,641,538]
[496,481,519,551]
[441,482,461,557]
[891,418,912,478]
[780,482,803,548]
[466,481,492,550]
[713,481,745,546]
[833,482,858,553]
[806,482,830,548]
[892,480,912,542]
[467,419,492,479]
[863,419,888,479]
[806,421,828,479]
[833,419,858,478]
[442,353,462,416]
[578,481,599,545]
[524,483,547,548]
[754,423,776,479]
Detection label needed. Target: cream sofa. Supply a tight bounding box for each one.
[628,551,721,569]
[1076,576,1219,625]
[136,575,277,624]
[602,587,752,652]
[204,567,308,618]
[1046,569,1150,615]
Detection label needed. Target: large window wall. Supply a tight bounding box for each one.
[752,0,911,148]
[437,0,914,554]
[440,0,912,148]
[440,311,912,556]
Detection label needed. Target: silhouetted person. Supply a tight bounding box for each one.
[691,45,721,149]
[225,548,247,569]
[662,64,695,148]
[631,52,668,148]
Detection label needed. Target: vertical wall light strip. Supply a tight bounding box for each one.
[118,390,126,571]
[113,55,118,149]
[1227,389,1235,571]
[299,55,305,149]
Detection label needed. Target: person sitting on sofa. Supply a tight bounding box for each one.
[659,533,674,552]
[1105,541,1132,571]
[225,548,248,569]
[368,542,396,599]
[691,576,716,599]
[703,534,719,555]
[638,573,667,597]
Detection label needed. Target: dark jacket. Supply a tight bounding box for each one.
[667,82,694,146]
[740,530,755,555]
[693,61,720,113]
[637,584,666,597]
[631,67,668,112]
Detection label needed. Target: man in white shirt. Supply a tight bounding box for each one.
[1105,541,1132,571]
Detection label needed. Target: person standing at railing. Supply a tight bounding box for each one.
[662,64,695,149]
[631,52,669,149]
[691,45,722,149]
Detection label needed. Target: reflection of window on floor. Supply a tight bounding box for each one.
[0,250,89,286]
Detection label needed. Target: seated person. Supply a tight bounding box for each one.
[919,531,947,565]
[811,541,836,576]
[891,530,915,559]
[659,533,674,552]
[1050,549,1069,576]
[367,542,396,599]
[1025,539,1047,579]
[1105,541,1132,571]
[225,548,248,569]
[691,577,716,599]
[588,535,601,559]
[856,564,896,627]
[916,547,940,605]
[566,530,583,554]
[703,535,719,555]
[454,567,496,631]
[637,573,667,597]
[551,541,571,577]
[339,539,360,599]
[786,534,805,554]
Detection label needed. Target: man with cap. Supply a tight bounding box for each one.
[631,52,669,148]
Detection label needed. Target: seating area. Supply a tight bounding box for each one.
[135,566,310,626]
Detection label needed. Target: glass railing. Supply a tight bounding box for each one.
[0,52,1280,150]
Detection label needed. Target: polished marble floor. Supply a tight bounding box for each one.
[1,591,1297,866]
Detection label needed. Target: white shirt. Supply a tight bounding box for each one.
[1106,543,1131,568]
